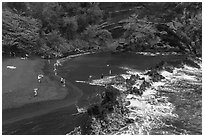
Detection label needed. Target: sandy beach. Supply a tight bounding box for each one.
[2,57,68,110]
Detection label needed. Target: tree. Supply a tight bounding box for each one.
[122,2,202,55]
[2,9,41,55]
[123,15,158,51]
[81,25,112,47]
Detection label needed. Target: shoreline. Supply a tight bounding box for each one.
[3,51,98,125]
[69,56,202,135]
[2,57,83,125]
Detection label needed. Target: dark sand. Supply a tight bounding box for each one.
[2,57,68,110]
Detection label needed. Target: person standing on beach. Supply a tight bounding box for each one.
[56,60,61,66]
[33,88,38,97]
[107,64,112,75]
[63,79,66,87]
[47,55,51,64]
[54,67,57,75]
[53,62,58,75]
[38,74,43,83]
[60,77,66,87]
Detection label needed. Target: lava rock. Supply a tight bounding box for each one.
[126,74,140,85]
[164,65,174,73]
[131,87,143,96]
[141,80,151,88]
[146,70,165,82]
[123,101,131,106]
[125,118,135,124]
[87,105,101,116]
[183,57,200,68]
[112,75,126,84]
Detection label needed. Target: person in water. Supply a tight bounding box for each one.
[109,69,112,75]
[89,75,92,81]
[101,73,104,79]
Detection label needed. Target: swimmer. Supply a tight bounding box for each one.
[89,75,92,80]
[101,73,104,79]
[109,70,112,75]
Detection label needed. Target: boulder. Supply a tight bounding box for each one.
[126,74,140,85]
[87,105,101,116]
[111,75,126,84]
[123,101,131,106]
[125,118,135,124]
[130,87,143,96]
[145,70,165,82]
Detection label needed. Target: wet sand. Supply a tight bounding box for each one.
[2,57,83,125]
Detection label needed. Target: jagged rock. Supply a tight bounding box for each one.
[126,74,140,86]
[111,75,126,84]
[104,86,119,101]
[139,77,145,80]
[87,105,101,116]
[130,74,140,81]
[155,60,166,70]
[183,57,200,68]
[164,65,174,73]
[123,101,131,106]
[140,80,151,89]
[125,118,135,124]
[130,87,143,96]
[157,97,168,103]
[145,70,165,82]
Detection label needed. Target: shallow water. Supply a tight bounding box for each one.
[2,52,188,135]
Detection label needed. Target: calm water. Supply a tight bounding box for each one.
[2,52,189,135]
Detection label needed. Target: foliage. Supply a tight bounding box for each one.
[122,2,201,55]
[81,25,113,47]
[2,2,105,56]
[2,9,41,55]
[2,2,202,56]
[123,15,158,49]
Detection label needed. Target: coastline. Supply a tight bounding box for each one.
[2,57,83,125]
[69,56,202,135]
[2,50,95,110]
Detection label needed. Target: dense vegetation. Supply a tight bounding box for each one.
[2,2,202,57]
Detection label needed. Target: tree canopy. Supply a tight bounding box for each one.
[2,2,202,57]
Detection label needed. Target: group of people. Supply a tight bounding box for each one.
[53,60,61,75]
[33,59,66,97]
[53,60,66,87]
